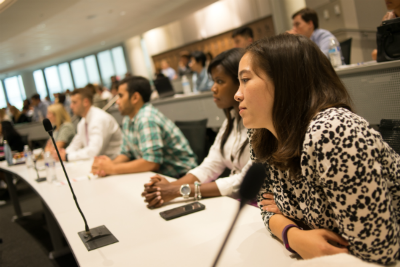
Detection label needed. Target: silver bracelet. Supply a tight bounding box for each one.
[194,181,202,200]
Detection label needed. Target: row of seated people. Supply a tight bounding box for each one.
[40,32,400,265]
[157,6,345,94]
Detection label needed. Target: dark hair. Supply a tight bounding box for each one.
[2,121,24,152]
[71,88,94,104]
[31,94,41,101]
[232,26,254,39]
[191,51,207,67]
[246,34,352,178]
[84,83,96,95]
[292,7,319,29]
[58,93,66,104]
[119,76,152,103]
[207,48,249,160]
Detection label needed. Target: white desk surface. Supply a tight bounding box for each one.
[1,160,297,267]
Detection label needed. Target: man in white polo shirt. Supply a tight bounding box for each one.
[52,88,122,162]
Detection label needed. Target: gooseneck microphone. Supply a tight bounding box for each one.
[43,118,118,251]
[212,163,266,267]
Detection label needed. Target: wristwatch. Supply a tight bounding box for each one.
[180,184,191,199]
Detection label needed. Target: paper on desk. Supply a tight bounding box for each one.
[291,253,390,267]
[54,173,98,186]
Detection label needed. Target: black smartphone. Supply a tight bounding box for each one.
[35,177,46,183]
[160,202,205,221]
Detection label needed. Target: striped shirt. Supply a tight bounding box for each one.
[120,103,197,177]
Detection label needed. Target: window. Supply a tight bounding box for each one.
[18,76,26,100]
[71,58,88,88]
[58,63,74,91]
[97,50,115,88]
[111,46,127,78]
[0,82,7,109]
[84,55,101,84]
[33,70,48,99]
[44,66,62,99]
[4,76,25,109]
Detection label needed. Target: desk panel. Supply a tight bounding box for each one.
[0,161,296,266]
[151,92,225,128]
[337,60,400,125]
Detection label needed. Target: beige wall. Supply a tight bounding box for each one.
[306,0,387,63]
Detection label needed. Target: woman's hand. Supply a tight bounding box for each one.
[288,228,349,259]
[260,193,281,214]
[143,183,181,208]
[142,175,178,208]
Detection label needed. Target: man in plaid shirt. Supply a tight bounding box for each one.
[91,76,197,177]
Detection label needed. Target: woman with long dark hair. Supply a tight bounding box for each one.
[235,34,399,264]
[142,48,251,207]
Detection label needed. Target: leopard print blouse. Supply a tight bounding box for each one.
[252,108,400,264]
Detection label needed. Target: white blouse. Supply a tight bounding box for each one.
[188,111,251,197]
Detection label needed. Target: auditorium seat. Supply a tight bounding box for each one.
[175,118,208,165]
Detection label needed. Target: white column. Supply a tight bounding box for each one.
[269,0,306,34]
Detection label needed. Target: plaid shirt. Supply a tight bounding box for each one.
[120,103,197,177]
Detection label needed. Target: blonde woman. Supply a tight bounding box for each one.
[44,104,75,152]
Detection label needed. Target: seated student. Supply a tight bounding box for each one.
[52,88,122,162]
[232,26,254,48]
[235,34,400,264]
[31,93,49,122]
[44,104,75,152]
[178,51,192,77]
[142,48,251,208]
[10,106,29,124]
[161,60,177,81]
[289,8,341,59]
[91,76,197,178]
[189,51,214,92]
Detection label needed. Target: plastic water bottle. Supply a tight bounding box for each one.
[328,37,342,68]
[24,145,33,168]
[4,140,13,166]
[44,152,57,183]
[182,75,192,94]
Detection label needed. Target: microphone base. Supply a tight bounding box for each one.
[78,225,118,251]
[35,177,47,183]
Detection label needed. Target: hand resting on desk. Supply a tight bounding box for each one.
[142,175,179,208]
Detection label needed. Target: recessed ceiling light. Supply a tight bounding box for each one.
[44,46,51,51]
[120,11,125,16]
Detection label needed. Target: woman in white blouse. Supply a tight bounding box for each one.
[142,48,251,208]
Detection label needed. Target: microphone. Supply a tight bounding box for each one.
[43,118,118,251]
[212,162,266,267]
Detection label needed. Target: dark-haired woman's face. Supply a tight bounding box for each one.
[235,53,275,135]
[210,65,238,110]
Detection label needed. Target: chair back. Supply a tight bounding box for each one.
[175,119,208,164]
[379,119,400,154]
[340,38,352,65]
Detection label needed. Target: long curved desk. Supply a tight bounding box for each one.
[1,160,297,267]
